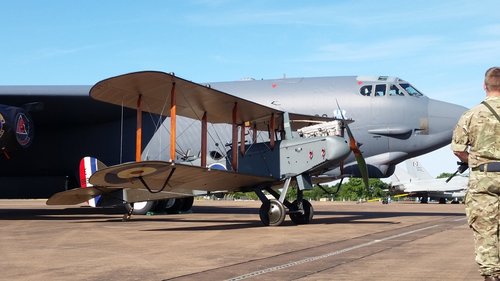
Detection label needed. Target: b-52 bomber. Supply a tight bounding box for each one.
[45,71,466,226]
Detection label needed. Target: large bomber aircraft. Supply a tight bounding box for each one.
[0,72,466,224]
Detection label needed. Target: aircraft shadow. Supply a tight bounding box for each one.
[141,206,464,232]
[0,204,465,232]
[0,206,125,221]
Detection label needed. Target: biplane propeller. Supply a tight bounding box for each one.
[47,71,368,226]
[336,100,369,190]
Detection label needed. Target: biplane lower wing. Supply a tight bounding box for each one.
[89,161,276,193]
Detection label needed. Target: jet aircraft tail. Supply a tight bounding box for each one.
[405,158,433,180]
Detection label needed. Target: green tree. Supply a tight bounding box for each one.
[337,178,389,201]
[437,172,454,179]
[227,178,390,202]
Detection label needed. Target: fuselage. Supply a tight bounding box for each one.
[145,75,467,179]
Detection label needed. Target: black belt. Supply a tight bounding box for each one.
[475,162,500,172]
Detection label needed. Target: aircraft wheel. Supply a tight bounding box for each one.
[153,199,175,212]
[179,196,194,212]
[164,199,184,214]
[438,198,446,204]
[259,199,286,226]
[164,197,195,214]
[125,201,155,215]
[289,199,314,225]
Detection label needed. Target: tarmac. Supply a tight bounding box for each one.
[0,199,483,281]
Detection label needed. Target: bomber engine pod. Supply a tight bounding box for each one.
[0,104,35,155]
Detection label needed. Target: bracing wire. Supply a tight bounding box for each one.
[120,101,124,163]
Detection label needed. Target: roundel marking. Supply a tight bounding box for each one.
[15,112,34,148]
[209,163,226,171]
[0,113,5,139]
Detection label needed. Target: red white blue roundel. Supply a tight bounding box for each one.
[0,113,5,140]
[15,112,34,148]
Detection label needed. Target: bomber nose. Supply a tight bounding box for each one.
[427,99,468,135]
[417,99,468,153]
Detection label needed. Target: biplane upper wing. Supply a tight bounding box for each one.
[90,71,338,130]
[89,161,276,193]
[90,71,284,127]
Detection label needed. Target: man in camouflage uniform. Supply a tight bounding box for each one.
[452,67,500,281]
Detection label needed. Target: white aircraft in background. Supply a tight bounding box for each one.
[390,158,468,204]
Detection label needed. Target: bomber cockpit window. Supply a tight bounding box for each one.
[374,84,386,96]
[399,83,424,97]
[389,84,404,96]
[359,85,372,96]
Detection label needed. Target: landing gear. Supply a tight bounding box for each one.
[123,196,195,218]
[124,200,155,215]
[123,205,134,221]
[156,197,194,214]
[256,177,315,226]
[259,199,286,226]
[438,198,447,204]
[289,199,314,225]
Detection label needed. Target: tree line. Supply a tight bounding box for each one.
[229,178,390,201]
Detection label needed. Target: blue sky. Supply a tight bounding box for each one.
[1,0,499,177]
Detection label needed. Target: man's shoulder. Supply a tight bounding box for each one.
[484,96,500,108]
[468,98,498,113]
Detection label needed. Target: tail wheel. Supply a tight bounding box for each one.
[125,201,155,215]
[289,199,314,225]
[259,199,286,226]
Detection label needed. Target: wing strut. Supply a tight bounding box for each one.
[252,123,257,143]
[170,82,177,161]
[270,113,275,149]
[201,112,207,167]
[232,102,238,171]
[136,94,142,161]
[240,122,246,156]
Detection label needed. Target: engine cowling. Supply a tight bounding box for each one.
[0,105,35,157]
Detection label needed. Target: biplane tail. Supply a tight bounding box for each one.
[79,156,107,207]
[46,157,115,206]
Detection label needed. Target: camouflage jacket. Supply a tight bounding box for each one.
[451,96,500,168]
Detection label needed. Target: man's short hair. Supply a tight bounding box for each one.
[485,67,500,92]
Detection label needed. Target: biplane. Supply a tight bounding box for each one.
[47,71,368,226]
